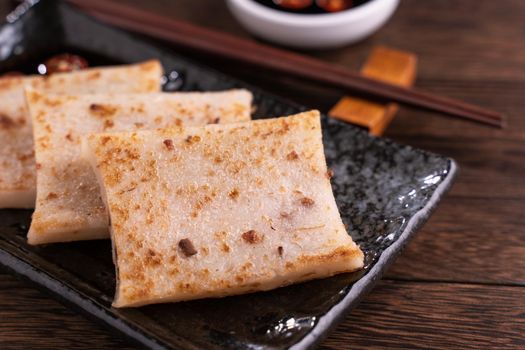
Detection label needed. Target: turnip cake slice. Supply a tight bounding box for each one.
[27,89,252,244]
[0,60,162,208]
[83,110,363,307]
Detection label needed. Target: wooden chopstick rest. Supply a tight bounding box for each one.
[329,46,418,136]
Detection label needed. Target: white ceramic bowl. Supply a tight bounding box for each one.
[227,0,400,49]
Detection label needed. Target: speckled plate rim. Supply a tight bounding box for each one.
[293,160,458,349]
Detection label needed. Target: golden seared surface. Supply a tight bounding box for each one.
[84,110,363,307]
[27,89,252,244]
[0,60,162,209]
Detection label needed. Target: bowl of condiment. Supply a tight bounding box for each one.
[227,0,399,49]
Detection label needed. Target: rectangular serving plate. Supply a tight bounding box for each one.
[0,1,457,349]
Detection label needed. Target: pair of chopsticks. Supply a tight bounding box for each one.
[66,0,504,128]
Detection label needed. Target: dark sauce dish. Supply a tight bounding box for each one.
[253,0,371,15]
[0,1,456,349]
[227,0,400,49]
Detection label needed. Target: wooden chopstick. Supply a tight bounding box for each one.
[66,0,504,128]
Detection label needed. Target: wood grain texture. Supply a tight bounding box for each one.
[385,198,525,284]
[320,280,525,350]
[0,271,133,349]
[1,0,524,349]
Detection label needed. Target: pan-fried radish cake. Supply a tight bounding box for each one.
[27,89,252,245]
[83,110,363,307]
[0,60,162,209]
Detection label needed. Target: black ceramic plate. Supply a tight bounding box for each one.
[0,1,457,349]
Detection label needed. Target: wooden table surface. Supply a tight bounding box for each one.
[1,0,524,348]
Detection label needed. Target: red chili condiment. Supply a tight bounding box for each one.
[42,54,89,75]
[259,0,366,14]
[316,0,353,12]
[273,0,313,10]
